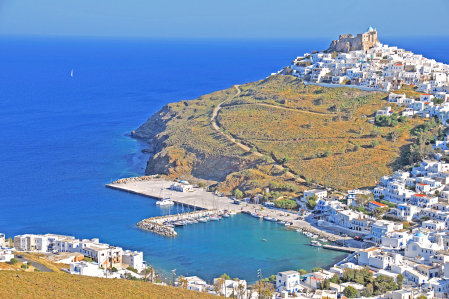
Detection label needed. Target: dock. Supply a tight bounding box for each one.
[106,178,241,212]
[322,245,359,253]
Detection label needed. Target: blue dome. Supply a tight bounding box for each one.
[415,232,425,237]
[367,26,374,32]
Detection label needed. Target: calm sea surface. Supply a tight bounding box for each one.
[1,36,448,281]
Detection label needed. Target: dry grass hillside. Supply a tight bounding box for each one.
[135,75,427,193]
[0,271,215,299]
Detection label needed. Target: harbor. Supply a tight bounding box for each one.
[107,177,356,245]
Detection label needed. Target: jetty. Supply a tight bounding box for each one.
[322,244,359,253]
[137,210,223,236]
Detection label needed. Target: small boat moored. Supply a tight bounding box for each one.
[310,240,322,247]
[251,212,263,218]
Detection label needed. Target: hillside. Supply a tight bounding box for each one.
[0,271,215,299]
[133,75,424,193]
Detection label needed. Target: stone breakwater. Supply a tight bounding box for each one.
[137,221,178,237]
[112,175,159,184]
[137,209,221,237]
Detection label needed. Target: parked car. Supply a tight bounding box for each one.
[17,255,24,258]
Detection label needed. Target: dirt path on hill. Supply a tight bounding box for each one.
[211,85,305,182]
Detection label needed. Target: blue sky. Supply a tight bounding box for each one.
[0,0,448,38]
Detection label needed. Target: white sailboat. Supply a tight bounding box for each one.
[156,184,174,206]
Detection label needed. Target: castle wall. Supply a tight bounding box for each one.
[329,31,379,53]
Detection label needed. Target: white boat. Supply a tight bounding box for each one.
[71,69,73,77]
[319,238,328,243]
[229,210,237,215]
[296,229,302,233]
[251,212,263,218]
[156,198,174,206]
[284,222,292,226]
[222,213,230,218]
[198,218,207,223]
[310,240,322,247]
[263,216,277,222]
[209,215,220,221]
[311,235,318,238]
[156,185,175,206]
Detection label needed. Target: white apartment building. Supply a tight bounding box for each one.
[122,250,145,271]
[303,189,327,201]
[276,270,301,293]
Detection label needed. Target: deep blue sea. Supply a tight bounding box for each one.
[1,36,448,282]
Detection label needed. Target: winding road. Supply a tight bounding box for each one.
[210,85,304,182]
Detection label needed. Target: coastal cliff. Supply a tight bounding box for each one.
[133,75,419,192]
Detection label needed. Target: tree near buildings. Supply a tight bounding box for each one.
[233,279,247,299]
[177,275,188,289]
[233,188,243,199]
[213,278,225,296]
[397,274,404,289]
[373,275,397,295]
[319,279,331,290]
[330,273,341,284]
[362,283,374,297]
[343,285,359,298]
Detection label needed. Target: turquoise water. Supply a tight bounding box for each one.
[1,36,448,282]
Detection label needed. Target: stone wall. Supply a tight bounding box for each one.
[328,31,379,53]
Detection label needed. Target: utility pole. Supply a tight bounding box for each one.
[143,261,148,282]
[257,269,262,299]
[172,269,176,287]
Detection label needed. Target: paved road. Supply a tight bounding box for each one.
[14,255,53,272]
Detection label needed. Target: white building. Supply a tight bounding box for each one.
[405,232,444,261]
[170,183,194,192]
[0,249,14,262]
[276,270,301,293]
[212,278,248,298]
[122,250,145,272]
[303,189,327,201]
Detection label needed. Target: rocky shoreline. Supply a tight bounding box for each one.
[112,175,159,185]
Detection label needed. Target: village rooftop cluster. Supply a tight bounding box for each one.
[288,27,449,101]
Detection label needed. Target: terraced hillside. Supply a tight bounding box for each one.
[134,75,425,192]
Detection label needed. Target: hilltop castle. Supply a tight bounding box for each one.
[328,26,379,53]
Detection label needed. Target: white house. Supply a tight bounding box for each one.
[370,220,403,243]
[122,250,145,272]
[212,278,248,298]
[276,270,301,293]
[422,220,445,231]
[65,261,110,278]
[0,249,14,262]
[180,276,208,293]
[303,189,327,201]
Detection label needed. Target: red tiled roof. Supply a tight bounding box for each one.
[370,201,387,207]
[422,94,432,95]
[417,183,427,186]
[414,194,426,197]
[424,102,430,104]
